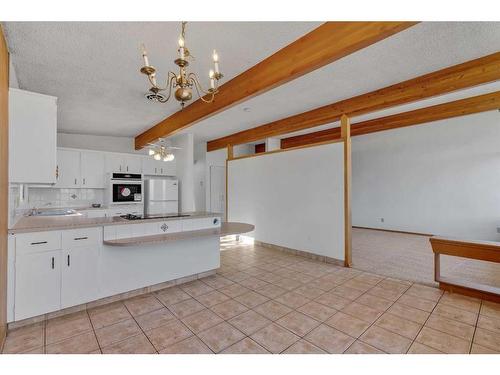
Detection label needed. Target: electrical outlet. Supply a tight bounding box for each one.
[380,217,384,223]
[497,227,500,234]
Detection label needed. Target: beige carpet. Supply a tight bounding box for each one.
[352,227,500,287]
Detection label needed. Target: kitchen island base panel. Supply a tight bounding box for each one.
[7,266,217,331]
[100,236,220,299]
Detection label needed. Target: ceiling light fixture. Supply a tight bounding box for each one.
[140,22,223,108]
[147,139,179,162]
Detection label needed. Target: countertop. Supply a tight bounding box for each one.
[9,212,221,234]
[103,222,255,246]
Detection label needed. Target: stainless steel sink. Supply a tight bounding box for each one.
[28,209,81,217]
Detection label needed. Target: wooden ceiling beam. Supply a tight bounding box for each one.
[135,22,417,149]
[207,52,500,151]
[280,91,500,149]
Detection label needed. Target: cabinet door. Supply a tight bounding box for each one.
[142,158,157,176]
[61,246,99,308]
[105,153,123,173]
[81,151,105,188]
[123,155,142,174]
[55,149,81,188]
[9,89,57,184]
[160,160,176,176]
[15,250,61,321]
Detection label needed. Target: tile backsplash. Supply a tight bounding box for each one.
[27,187,104,208]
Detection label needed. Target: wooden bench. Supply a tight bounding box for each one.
[429,236,500,303]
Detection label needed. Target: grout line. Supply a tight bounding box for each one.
[152,293,215,354]
[121,300,160,354]
[404,291,445,354]
[86,309,102,354]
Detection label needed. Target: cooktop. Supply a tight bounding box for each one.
[120,213,191,221]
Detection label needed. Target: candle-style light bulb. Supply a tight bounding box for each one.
[151,73,157,87]
[141,43,150,66]
[213,49,220,74]
[178,36,186,59]
[209,69,215,89]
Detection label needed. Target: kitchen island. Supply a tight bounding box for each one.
[7,212,254,325]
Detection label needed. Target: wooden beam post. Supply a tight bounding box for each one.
[225,145,233,222]
[341,115,352,268]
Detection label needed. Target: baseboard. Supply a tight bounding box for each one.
[353,226,433,237]
[7,269,217,332]
[253,240,344,267]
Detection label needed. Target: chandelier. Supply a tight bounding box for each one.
[140,22,223,107]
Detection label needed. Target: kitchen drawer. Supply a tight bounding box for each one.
[16,231,62,255]
[62,227,101,248]
[156,220,182,234]
[182,217,221,232]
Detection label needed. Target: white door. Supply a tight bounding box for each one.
[9,89,57,184]
[142,158,157,176]
[159,160,176,176]
[56,149,81,188]
[148,179,178,201]
[81,151,105,188]
[61,246,99,308]
[105,153,123,173]
[209,166,225,216]
[15,250,61,320]
[123,155,142,174]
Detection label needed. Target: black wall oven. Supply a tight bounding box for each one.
[109,173,143,204]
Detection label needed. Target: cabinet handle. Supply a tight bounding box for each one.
[30,241,47,245]
[56,165,59,179]
[51,257,55,269]
[83,178,86,185]
[126,166,129,172]
[74,178,77,185]
[67,254,70,267]
[161,168,163,174]
[73,237,88,241]
[155,167,157,174]
[119,165,122,171]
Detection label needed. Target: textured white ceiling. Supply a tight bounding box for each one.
[4,22,500,144]
[3,21,320,136]
[181,22,500,143]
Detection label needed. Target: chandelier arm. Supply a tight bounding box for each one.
[191,79,216,103]
[156,74,177,103]
[187,73,214,96]
[146,71,177,92]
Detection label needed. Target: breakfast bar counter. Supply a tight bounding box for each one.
[103,222,254,246]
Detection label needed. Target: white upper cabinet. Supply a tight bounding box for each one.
[9,89,57,184]
[55,149,81,188]
[105,153,142,174]
[142,157,176,176]
[81,151,105,188]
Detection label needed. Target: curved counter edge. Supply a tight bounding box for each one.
[103,222,255,247]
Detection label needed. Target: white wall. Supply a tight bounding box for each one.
[57,133,146,154]
[228,142,345,260]
[193,142,206,211]
[204,144,253,212]
[352,110,500,241]
[173,134,195,212]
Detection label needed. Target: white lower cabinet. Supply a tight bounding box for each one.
[14,228,101,321]
[61,246,99,308]
[15,250,61,321]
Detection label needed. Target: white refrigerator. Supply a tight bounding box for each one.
[144,179,179,215]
